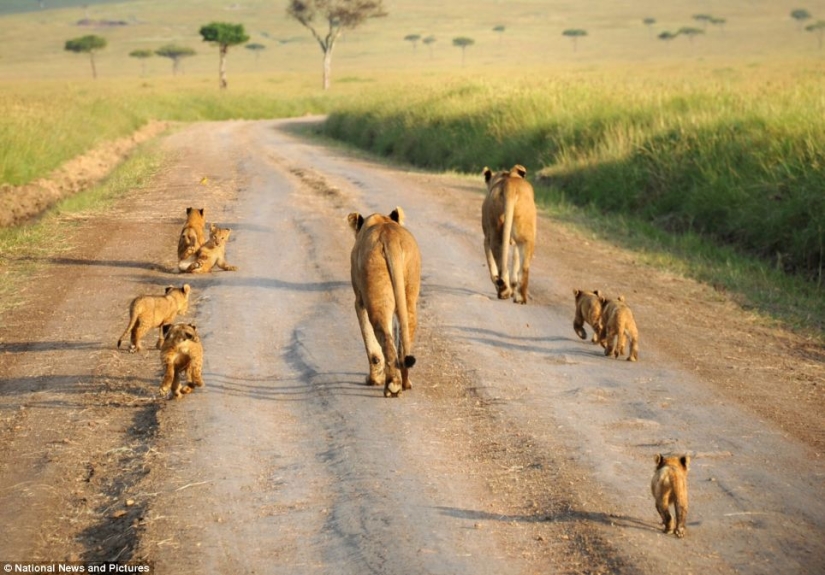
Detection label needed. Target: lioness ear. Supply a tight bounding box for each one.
[390,207,405,225]
[483,167,493,183]
[347,212,364,233]
[186,207,193,215]
[654,453,664,467]
[573,288,581,297]
[513,164,527,178]
[594,289,601,297]
[199,208,204,216]
[680,455,690,470]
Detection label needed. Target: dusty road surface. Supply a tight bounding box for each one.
[1,119,823,574]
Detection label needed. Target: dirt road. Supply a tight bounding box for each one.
[1,119,823,574]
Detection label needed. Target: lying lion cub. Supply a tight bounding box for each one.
[573,289,603,344]
[177,207,206,272]
[651,453,690,538]
[599,295,639,361]
[117,284,191,352]
[185,224,237,274]
[159,323,204,400]
[347,207,421,397]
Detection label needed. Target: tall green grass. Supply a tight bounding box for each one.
[322,65,825,284]
[0,75,349,186]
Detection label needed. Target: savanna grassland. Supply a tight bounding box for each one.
[1,0,824,336]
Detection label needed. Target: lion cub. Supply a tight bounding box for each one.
[651,453,690,538]
[599,295,639,361]
[573,289,603,343]
[185,224,237,274]
[159,323,204,399]
[178,207,206,271]
[117,284,191,352]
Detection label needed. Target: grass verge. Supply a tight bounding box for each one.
[0,140,163,314]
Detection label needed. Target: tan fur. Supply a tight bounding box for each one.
[573,289,603,343]
[117,285,191,352]
[347,207,421,397]
[177,207,206,271]
[481,164,537,304]
[651,453,690,538]
[599,295,639,361]
[159,323,204,399]
[185,224,237,274]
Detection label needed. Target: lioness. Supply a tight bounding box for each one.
[651,453,690,538]
[482,164,536,304]
[185,224,237,274]
[599,295,639,361]
[573,288,603,343]
[347,207,421,397]
[159,323,204,399]
[117,284,191,352]
[177,207,206,271]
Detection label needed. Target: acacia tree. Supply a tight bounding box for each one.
[710,17,727,33]
[452,36,474,66]
[64,34,106,78]
[493,24,505,43]
[677,26,705,43]
[404,33,421,51]
[806,20,825,48]
[692,14,713,29]
[199,22,249,89]
[129,48,153,76]
[287,0,387,91]
[155,44,196,76]
[791,9,812,30]
[423,35,436,58]
[642,17,656,37]
[658,30,678,43]
[562,28,587,52]
[245,42,267,61]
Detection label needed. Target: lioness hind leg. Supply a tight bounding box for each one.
[355,300,384,386]
[656,501,674,534]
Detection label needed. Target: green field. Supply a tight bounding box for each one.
[1,0,823,337]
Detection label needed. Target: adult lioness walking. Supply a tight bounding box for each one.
[482,164,536,304]
[347,207,421,397]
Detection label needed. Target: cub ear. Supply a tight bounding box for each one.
[654,453,664,467]
[186,207,193,215]
[573,288,582,297]
[165,285,175,294]
[390,206,405,225]
[617,295,626,302]
[593,289,601,297]
[347,212,364,233]
[198,208,204,216]
[182,284,191,295]
[210,223,217,233]
[483,167,493,183]
[680,455,690,471]
[162,324,172,338]
[512,164,527,178]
